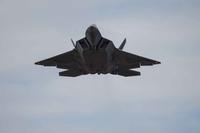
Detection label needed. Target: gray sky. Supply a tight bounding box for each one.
[0,0,200,133]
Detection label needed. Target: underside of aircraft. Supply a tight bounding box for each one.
[35,25,160,77]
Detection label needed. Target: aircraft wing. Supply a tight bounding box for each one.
[35,49,77,67]
[114,49,160,69]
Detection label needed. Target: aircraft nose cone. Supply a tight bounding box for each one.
[90,24,97,28]
[87,24,98,32]
[85,24,102,47]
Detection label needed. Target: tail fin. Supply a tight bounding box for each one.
[71,38,76,48]
[118,38,126,50]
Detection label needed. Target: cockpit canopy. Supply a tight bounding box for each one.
[85,24,102,47]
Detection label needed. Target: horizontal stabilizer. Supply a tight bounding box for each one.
[111,69,140,77]
[59,69,83,77]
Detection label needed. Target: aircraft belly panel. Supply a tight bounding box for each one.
[82,50,107,73]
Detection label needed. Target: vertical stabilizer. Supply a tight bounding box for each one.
[71,38,76,48]
[119,38,126,50]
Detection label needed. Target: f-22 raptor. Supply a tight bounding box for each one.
[35,25,160,77]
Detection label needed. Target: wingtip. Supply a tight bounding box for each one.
[35,62,40,65]
[156,61,161,64]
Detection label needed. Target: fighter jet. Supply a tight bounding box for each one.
[35,24,160,77]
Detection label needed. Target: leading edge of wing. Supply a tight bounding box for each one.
[35,49,76,66]
[115,49,161,66]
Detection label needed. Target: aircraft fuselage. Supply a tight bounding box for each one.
[35,24,160,77]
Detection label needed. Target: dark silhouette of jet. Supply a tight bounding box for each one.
[35,24,160,77]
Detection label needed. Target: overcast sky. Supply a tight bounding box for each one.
[0,0,200,133]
